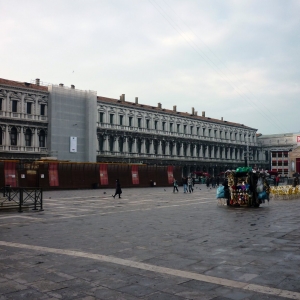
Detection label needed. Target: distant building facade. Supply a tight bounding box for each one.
[0,78,48,160]
[0,77,270,175]
[258,133,300,177]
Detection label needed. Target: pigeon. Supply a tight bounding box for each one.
[103,192,106,194]
[164,189,166,191]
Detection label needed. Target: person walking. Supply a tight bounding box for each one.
[275,175,280,186]
[188,176,193,193]
[206,176,210,189]
[212,177,216,188]
[223,175,230,206]
[173,178,179,193]
[112,179,122,198]
[216,176,220,187]
[182,177,188,193]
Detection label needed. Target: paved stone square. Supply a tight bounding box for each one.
[0,185,300,299]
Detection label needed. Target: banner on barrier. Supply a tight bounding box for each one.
[49,163,59,187]
[132,165,139,184]
[4,161,17,187]
[99,164,108,185]
[167,165,174,184]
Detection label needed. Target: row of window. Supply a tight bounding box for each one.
[0,98,46,115]
[271,151,288,158]
[272,161,289,166]
[99,112,254,141]
[0,127,46,147]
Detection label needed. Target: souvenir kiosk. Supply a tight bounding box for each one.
[217,167,270,207]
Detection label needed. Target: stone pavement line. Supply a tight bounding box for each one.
[0,241,299,300]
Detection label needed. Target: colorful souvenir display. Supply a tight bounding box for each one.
[219,168,270,207]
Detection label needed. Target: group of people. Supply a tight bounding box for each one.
[173,176,194,193]
[205,176,220,188]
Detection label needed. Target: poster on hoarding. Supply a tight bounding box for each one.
[49,163,59,186]
[70,136,77,152]
[131,165,139,184]
[99,164,108,185]
[167,166,174,184]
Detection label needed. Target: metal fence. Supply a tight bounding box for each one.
[1,187,43,212]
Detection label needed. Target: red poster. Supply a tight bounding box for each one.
[99,164,108,185]
[167,166,174,184]
[49,163,59,187]
[4,161,17,187]
[131,165,139,185]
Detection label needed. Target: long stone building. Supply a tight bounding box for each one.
[0,77,269,175]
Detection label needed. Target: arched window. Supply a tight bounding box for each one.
[109,136,114,152]
[145,139,150,154]
[39,130,46,147]
[119,137,123,152]
[128,138,133,153]
[25,128,32,146]
[162,141,165,155]
[10,127,17,146]
[0,127,2,145]
[137,138,141,154]
[176,142,180,156]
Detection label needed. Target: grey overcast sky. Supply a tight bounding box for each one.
[1,0,299,135]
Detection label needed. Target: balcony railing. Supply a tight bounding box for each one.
[97,123,258,146]
[0,146,48,153]
[96,150,265,164]
[1,111,48,122]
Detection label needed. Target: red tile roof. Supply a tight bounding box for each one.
[0,78,48,92]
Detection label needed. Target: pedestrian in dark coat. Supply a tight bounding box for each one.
[112,179,122,198]
[206,177,210,188]
[222,177,230,206]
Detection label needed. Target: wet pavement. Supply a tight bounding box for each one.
[0,185,300,299]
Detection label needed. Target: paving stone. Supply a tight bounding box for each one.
[2,288,46,299]
[117,283,158,297]
[30,279,69,293]
[0,187,300,299]
[0,281,27,294]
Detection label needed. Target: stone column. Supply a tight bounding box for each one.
[228,148,231,159]
[158,140,162,155]
[150,139,154,154]
[21,95,25,118]
[35,97,39,119]
[132,138,137,153]
[123,136,128,153]
[141,138,146,154]
[113,136,119,152]
[164,141,169,155]
[216,146,220,159]
[192,144,196,157]
[33,129,38,148]
[186,143,191,157]
[202,146,206,158]
[180,143,184,156]
[5,126,9,149]
[96,134,101,152]
[211,145,215,158]
[21,127,26,147]
[173,143,177,156]
[104,135,109,152]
